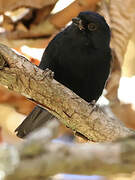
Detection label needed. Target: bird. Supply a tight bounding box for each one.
[15,11,112,138]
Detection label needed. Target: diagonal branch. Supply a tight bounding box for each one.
[0,43,134,142]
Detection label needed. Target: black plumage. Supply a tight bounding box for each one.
[15,11,112,138]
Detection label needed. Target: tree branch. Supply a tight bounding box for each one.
[0,43,134,142]
[1,121,135,180]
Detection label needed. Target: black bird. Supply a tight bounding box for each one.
[15,11,112,138]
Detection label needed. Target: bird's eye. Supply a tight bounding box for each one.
[88,23,97,31]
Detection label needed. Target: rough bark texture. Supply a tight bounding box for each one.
[0,43,134,142]
[1,121,135,180]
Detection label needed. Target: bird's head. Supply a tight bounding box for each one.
[72,11,111,49]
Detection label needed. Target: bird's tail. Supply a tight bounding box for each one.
[15,106,53,138]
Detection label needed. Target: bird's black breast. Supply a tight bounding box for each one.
[39,25,111,102]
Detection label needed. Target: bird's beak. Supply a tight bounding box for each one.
[72,17,85,30]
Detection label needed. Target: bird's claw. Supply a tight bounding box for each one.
[88,100,99,114]
[44,68,54,79]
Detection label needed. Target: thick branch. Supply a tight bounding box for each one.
[2,123,135,179]
[102,0,135,102]
[0,43,134,142]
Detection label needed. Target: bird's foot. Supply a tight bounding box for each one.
[88,100,99,114]
[44,68,54,79]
